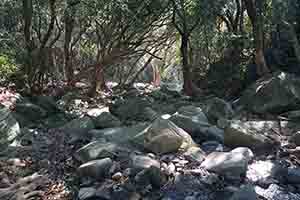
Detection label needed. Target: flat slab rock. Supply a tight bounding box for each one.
[255,184,300,200]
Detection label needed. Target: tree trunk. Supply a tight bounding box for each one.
[244,0,269,76]
[22,0,34,81]
[64,7,75,84]
[88,63,107,97]
[152,65,161,87]
[128,56,154,87]
[181,35,194,96]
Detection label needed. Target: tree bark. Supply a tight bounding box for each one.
[64,9,74,84]
[244,0,269,76]
[88,63,108,97]
[181,34,194,96]
[22,0,34,78]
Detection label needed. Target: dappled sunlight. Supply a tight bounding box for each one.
[1,0,300,199]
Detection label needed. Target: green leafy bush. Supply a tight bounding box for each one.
[0,55,18,81]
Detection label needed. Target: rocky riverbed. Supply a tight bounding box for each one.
[1,72,300,200]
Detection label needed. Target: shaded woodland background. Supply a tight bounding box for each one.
[2,1,300,200]
[0,0,299,98]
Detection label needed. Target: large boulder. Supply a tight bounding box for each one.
[130,155,160,170]
[75,141,132,163]
[286,167,300,184]
[89,118,195,155]
[77,158,113,180]
[204,97,234,123]
[30,95,60,114]
[109,97,153,121]
[224,120,276,152]
[43,113,69,128]
[201,147,254,178]
[183,146,206,163]
[14,102,47,122]
[62,116,95,131]
[143,118,196,154]
[92,112,122,129]
[240,72,300,113]
[246,160,283,185]
[170,105,210,136]
[90,123,149,147]
[290,131,300,145]
[0,106,20,149]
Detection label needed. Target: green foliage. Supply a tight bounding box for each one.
[0,55,18,81]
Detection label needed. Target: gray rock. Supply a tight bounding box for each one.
[240,72,300,114]
[112,172,123,181]
[183,146,206,163]
[282,110,300,120]
[62,116,95,131]
[201,141,223,154]
[135,166,167,189]
[230,184,257,200]
[87,107,109,117]
[204,97,234,122]
[217,118,231,129]
[92,112,122,129]
[131,155,160,170]
[170,113,210,136]
[287,167,300,184]
[224,120,275,152]
[144,118,195,154]
[290,131,300,146]
[90,124,149,147]
[184,196,197,200]
[75,141,131,163]
[177,106,209,121]
[0,106,20,149]
[14,102,47,121]
[78,158,113,180]
[109,97,152,121]
[160,83,182,97]
[246,160,279,185]
[162,173,211,200]
[201,147,254,177]
[205,126,224,143]
[78,187,97,200]
[43,113,69,128]
[255,184,300,200]
[166,163,176,175]
[31,95,59,114]
[170,105,212,139]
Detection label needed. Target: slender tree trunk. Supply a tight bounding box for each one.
[128,56,154,86]
[181,34,194,96]
[152,65,161,87]
[244,0,269,76]
[240,0,245,33]
[89,63,107,97]
[64,6,75,84]
[22,0,34,82]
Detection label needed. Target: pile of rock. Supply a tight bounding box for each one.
[70,91,300,200]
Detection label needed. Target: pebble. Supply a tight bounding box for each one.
[147,153,156,159]
[112,172,123,181]
[161,162,168,170]
[166,163,176,175]
[184,196,196,200]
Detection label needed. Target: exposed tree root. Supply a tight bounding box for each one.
[0,173,48,200]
